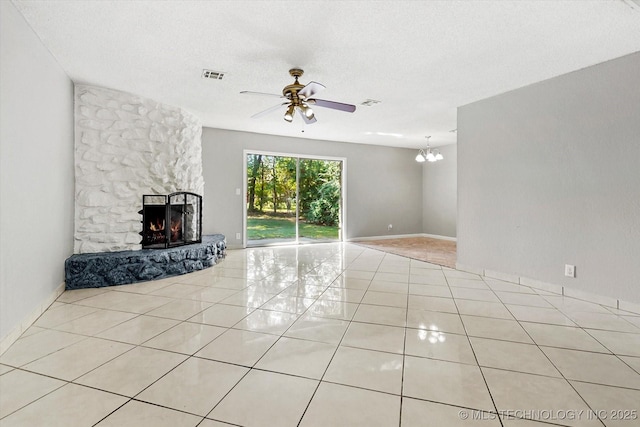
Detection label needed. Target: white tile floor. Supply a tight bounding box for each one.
[1,243,639,426]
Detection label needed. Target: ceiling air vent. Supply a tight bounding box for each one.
[202,69,225,80]
[360,99,381,107]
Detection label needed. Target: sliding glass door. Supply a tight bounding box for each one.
[246,154,297,245]
[245,152,343,247]
[298,158,342,242]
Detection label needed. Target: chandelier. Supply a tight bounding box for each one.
[415,136,444,163]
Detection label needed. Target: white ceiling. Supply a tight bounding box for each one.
[12,0,640,149]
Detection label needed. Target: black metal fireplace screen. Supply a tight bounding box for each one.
[139,192,202,249]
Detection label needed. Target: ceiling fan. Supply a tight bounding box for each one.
[240,68,356,124]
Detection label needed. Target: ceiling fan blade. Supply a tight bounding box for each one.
[298,108,317,124]
[251,103,287,119]
[308,98,356,113]
[240,91,284,98]
[298,81,326,99]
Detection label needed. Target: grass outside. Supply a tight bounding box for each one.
[247,214,339,240]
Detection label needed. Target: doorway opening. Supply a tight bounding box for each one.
[244,151,345,247]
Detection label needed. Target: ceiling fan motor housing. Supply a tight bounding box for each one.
[283,68,305,105]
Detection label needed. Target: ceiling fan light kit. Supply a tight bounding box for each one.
[301,105,315,119]
[284,104,295,122]
[241,68,356,124]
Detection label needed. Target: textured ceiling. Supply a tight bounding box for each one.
[12,0,640,149]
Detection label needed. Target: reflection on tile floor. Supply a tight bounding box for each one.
[1,243,639,426]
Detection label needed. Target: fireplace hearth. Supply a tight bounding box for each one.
[139,192,202,249]
[64,234,226,289]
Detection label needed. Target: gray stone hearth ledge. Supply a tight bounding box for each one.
[65,234,226,290]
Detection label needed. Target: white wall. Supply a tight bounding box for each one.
[457,52,640,304]
[0,2,75,348]
[201,128,424,247]
[422,144,457,238]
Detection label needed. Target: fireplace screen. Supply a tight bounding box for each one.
[140,192,202,249]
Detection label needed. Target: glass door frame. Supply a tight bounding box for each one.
[242,149,347,248]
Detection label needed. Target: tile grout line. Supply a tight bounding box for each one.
[500,294,609,427]
[189,249,307,424]
[203,250,336,424]
[293,244,377,426]
[398,256,415,427]
[447,272,505,427]
[86,251,285,426]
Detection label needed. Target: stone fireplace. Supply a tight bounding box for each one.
[66,85,224,290]
[73,84,204,253]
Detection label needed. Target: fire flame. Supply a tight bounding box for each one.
[149,219,165,232]
[170,218,181,241]
[147,217,182,242]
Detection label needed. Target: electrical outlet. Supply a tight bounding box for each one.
[235,232,241,240]
[388,224,393,231]
[564,264,575,278]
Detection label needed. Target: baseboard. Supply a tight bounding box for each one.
[0,282,65,356]
[454,262,484,276]
[518,276,563,295]
[237,234,457,246]
[619,300,640,314]
[349,233,445,242]
[484,269,520,284]
[563,287,618,309]
[522,277,638,313]
[421,233,457,242]
[454,264,640,315]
